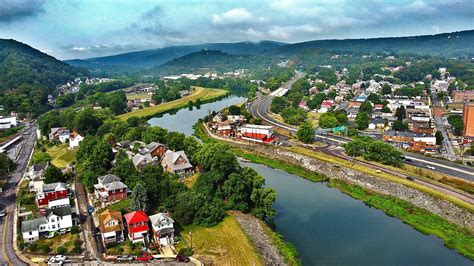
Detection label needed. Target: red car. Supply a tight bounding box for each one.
[135,253,153,262]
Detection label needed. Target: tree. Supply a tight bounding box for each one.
[435,131,444,145]
[270,97,288,113]
[130,182,148,212]
[395,106,406,121]
[319,113,338,129]
[0,153,14,176]
[195,143,238,177]
[112,150,141,188]
[381,105,391,113]
[355,111,370,130]
[228,105,241,115]
[392,120,409,131]
[297,122,314,143]
[359,101,373,114]
[74,108,103,135]
[447,115,464,136]
[382,84,392,95]
[44,165,66,183]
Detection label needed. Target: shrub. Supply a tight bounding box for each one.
[39,243,51,254]
[56,246,67,254]
[179,247,194,256]
[70,225,80,234]
[28,243,38,252]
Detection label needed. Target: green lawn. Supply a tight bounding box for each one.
[118,87,228,121]
[178,215,262,266]
[107,198,131,213]
[46,143,77,168]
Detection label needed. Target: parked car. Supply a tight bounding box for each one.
[117,255,134,262]
[135,253,153,262]
[57,229,67,235]
[53,255,67,262]
[0,209,5,217]
[176,253,190,263]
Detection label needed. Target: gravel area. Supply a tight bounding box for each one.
[232,211,286,266]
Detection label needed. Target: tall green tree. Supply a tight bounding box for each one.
[130,182,148,212]
[395,106,406,121]
[297,122,314,143]
[355,111,370,130]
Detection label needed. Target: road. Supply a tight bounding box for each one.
[434,116,457,161]
[250,93,474,182]
[0,125,37,266]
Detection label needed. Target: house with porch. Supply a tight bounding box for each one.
[149,213,175,246]
[161,150,194,177]
[93,174,128,203]
[36,182,69,207]
[98,209,124,244]
[124,211,149,244]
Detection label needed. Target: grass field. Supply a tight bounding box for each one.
[178,215,262,266]
[329,179,474,260]
[286,145,474,212]
[118,87,228,121]
[46,144,77,168]
[126,92,152,100]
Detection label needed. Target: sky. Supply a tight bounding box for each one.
[0,0,473,60]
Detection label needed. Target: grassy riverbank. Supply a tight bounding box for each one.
[329,179,474,260]
[118,87,228,120]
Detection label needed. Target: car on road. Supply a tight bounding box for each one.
[135,253,153,262]
[406,176,415,181]
[117,255,134,262]
[0,208,6,217]
[426,165,436,170]
[53,255,67,261]
[176,253,191,263]
[404,158,413,162]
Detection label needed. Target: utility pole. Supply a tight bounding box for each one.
[189,230,193,250]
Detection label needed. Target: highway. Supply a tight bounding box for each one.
[0,125,36,266]
[249,91,474,182]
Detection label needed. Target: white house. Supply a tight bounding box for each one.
[149,213,175,246]
[21,206,73,243]
[0,116,17,129]
[48,197,71,209]
[21,217,48,243]
[69,133,84,149]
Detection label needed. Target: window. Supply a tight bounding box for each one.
[51,218,55,222]
[29,232,32,235]
[52,225,56,229]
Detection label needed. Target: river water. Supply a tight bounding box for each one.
[148,96,471,265]
[148,95,247,135]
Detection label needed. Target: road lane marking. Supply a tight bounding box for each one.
[405,156,474,176]
[2,207,12,266]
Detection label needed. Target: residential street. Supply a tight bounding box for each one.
[434,116,457,161]
[0,125,37,266]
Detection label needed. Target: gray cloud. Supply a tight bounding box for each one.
[0,0,46,22]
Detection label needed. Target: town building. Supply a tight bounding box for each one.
[161,150,194,177]
[124,211,149,244]
[452,90,474,103]
[69,132,84,149]
[238,124,275,143]
[139,142,168,158]
[49,127,71,142]
[0,116,17,130]
[93,174,128,203]
[98,209,124,244]
[27,162,49,181]
[149,213,175,246]
[463,102,474,137]
[36,182,68,207]
[21,217,48,243]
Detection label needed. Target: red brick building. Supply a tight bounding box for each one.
[93,174,128,203]
[464,102,474,137]
[452,90,474,103]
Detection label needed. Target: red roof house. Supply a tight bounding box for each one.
[124,211,149,244]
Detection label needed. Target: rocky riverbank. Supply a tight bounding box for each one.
[232,211,287,266]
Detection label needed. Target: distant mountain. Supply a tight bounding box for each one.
[270,30,474,58]
[0,39,87,91]
[66,41,285,68]
[151,50,274,75]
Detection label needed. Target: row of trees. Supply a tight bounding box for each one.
[343,136,403,166]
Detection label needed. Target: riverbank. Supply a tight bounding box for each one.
[118,87,228,121]
[197,121,474,260]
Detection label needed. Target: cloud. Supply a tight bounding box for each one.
[0,0,46,22]
[212,8,254,25]
[268,24,321,40]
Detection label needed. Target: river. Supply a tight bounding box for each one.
[148,95,247,135]
[148,96,471,265]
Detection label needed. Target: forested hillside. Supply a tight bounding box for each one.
[66,41,284,68]
[272,30,474,58]
[151,50,275,75]
[0,39,87,116]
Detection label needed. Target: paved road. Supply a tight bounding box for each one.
[434,116,457,161]
[0,125,37,266]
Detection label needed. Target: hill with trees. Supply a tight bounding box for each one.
[65,41,285,68]
[0,39,88,117]
[271,30,474,58]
